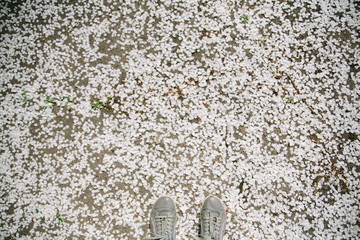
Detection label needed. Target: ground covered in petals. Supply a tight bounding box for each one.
[1,0,359,239]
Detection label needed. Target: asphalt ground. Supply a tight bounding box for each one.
[1,0,359,239]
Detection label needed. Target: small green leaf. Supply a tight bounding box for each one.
[242,15,249,23]
[44,97,56,108]
[286,97,294,104]
[57,215,63,223]
[105,96,112,105]
[65,96,72,111]
[21,91,28,103]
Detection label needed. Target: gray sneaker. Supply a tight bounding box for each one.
[198,196,226,240]
[147,196,177,240]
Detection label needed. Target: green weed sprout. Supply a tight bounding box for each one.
[21,91,28,103]
[286,97,294,104]
[57,215,64,223]
[44,97,56,109]
[65,96,71,111]
[91,99,102,110]
[91,97,113,112]
[242,15,249,23]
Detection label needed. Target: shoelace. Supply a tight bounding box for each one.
[146,216,174,240]
[197,216,222,240]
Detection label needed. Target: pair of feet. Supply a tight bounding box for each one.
[147,196,226,240]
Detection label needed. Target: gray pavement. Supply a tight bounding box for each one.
[1,0,359,239]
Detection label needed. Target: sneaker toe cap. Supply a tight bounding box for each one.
[203,196,225,212]
[154,196,176,210]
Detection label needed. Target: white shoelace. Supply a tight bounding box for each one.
[197,216,222,240]
[147,216,174,240]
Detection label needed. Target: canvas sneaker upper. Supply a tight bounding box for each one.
[198,196,226,240]
[147,196,177,240]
